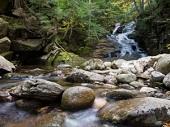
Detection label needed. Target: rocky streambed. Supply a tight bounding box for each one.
[1,54,170,127]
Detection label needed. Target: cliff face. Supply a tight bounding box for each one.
[136,0,170,55]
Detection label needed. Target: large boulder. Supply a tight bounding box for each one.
[99,97,170,127]
[0,37,11,53]
[0,18,8,38]
[66,69,105,83]
[61,86,95,110]
[0,55,15,75]
[9,79,64,101]
[155,55,170,74]
[117,73,137,83]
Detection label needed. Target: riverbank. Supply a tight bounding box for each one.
[1,54,170,127]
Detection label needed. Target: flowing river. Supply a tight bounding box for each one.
[0,66,132,127]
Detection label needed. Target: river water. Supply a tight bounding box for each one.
[0,66,131,127]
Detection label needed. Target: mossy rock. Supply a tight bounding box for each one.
[52,51,86,67]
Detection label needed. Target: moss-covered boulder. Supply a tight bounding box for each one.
[52,51,85,67]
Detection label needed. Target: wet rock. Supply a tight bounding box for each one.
[0,18,8,38]
[104,62,112,68]
[117,73,137,83]
[130,81,145,88]
[83,59,106,70]
[81,83,117,89]
[57,64,72,69]
[99,97,170,127]
[15,99,43,112]
[106,89,138,100]
[155,55,170,74]
[113,54,165,74]
[140,87,157,93]
[104,75,117,84]
[93,98,107,110]
[0,37,11,54]
[0,55,15,75]
[113,59,136,73]
[138,67,154,79]
[151,71,165,82]
[9,79,64,101]
[61,86,95,110]
[163,73,170,88]
[0,91,12,102]
[66,69,105,83]
[119,84,135,90]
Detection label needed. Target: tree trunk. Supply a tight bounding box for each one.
[13,0,26,9]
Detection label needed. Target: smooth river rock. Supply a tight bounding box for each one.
[99,97,170,127]
[163,73,170,88]
[117,73,137,83]
[155,55,170,74]
[106,89,138,100]
[61,86,95,110]
[9,79,64,101]
[151,71,165,82]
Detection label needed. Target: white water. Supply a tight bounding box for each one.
[107,21,146,59]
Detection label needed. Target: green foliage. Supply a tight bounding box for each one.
[28,0,133,44]
[131,0,159,16]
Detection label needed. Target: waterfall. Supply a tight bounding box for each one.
[106,21,146,60]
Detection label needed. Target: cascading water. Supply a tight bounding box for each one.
[106,21,146,60]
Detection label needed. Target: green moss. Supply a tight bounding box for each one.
[0,16,25,29]
[53,51,86,67]
[77,47,92,56]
